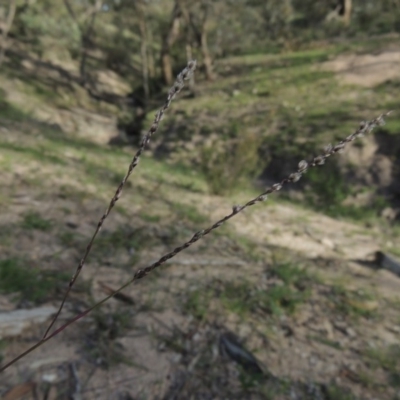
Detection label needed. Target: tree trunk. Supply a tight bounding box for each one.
[200,26,214,81]
[137,1,149,101]
[186,1,215,81]
[63,0,101,86]
[0,0,17,67]
[146,23,155,79]
[161,2,181,85]
[80,13,96,85]
[342,0,352,26]
[186,42,196,95]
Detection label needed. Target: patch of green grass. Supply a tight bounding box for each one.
[302,159,389,221]
[172,202,209,224]
[324,384,358,400]
[225,263,310,317]
[58,231,76,247]
[308,334,341,350]
[140,157,207,194]
[1,142,66,166]
[184,262,311,321]
[234,236,263,262]
[0,258,70,303]
[0,224,13,246]
[94,224,171,263]
[81,158,127,187]
[22,211,53,231]
[389,246,400,259]
[0,90,29,121]
[329,285,377,318]
[364,344,400,387]
[284,69,333,87]
[214,229,265,262]
[222,280,309,317]
[270,262,308,285]
[85,309,138,369]
[238,366,265,392]
[96,226,138,251]
[141,213,162,223]
[200,129,262,195]
[21,80,59,102]
[219,281,253,316]
[184,287,214,321]
[58,230,88,254]
[58,185,89,202]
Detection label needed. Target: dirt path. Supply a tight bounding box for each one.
[321,48,400,87]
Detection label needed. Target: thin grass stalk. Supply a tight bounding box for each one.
[0,281,132,372]
[42,60,197,339]
[0,111,391,372]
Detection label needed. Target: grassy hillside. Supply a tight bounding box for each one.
[1,38,400,399]
[147,39,400,220]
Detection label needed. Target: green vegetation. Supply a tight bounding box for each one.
[21,211,53,231]
[184,262,311,321]
[0,258,70,303]
[93,225,149,264]
[139,40,397,222]
[58,230,79,247]
[140,213,162,223]
[328,285,378,318]
[324,384,358,400]
[84,309,137,369]
[184,287,214,321]
[200,130,262,195]
[237,367,265,392]
[220,232,266,263]
[0,90,29,121]
[364,344,400,387]
[304,162,389,220]
[170,202,209,224]
[308,335,342,350]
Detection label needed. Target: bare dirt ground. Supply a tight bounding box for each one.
[321,47,400,87]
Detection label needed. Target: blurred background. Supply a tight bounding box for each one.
[0,0,400,399]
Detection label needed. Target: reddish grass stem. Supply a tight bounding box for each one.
[42,60,197,339]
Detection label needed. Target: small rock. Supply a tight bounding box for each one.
[376,327,398,345]
[387,325,400,334]
[321,238,335,249]
[333,320,348,335]
[171,353,182,363]
[375,251,400,276]
[42,373,58,384]
[192,332,201,342]
[333,321,357,338]
[346,327,356,338]
[324,320,335,340]
[66,221,78,229]
[238,324,252,338]
[381,207,397,221]
[295,307,313,325]
[0,306,57,339]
